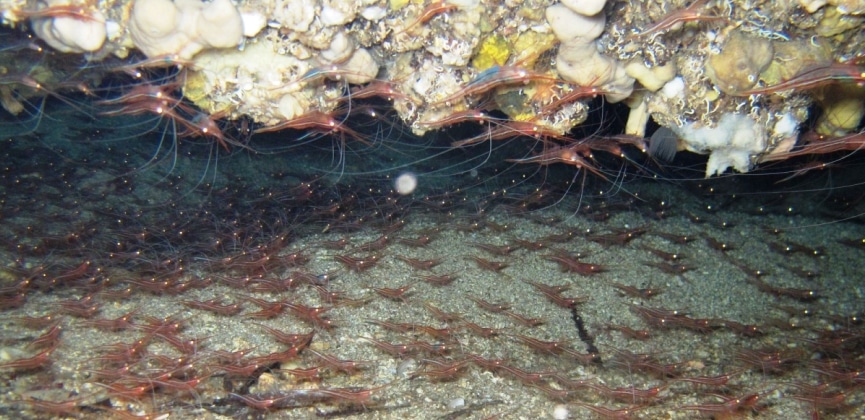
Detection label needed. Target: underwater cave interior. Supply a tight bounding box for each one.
[1,0,865,419]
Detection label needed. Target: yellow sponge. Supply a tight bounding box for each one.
[472,35,510,71]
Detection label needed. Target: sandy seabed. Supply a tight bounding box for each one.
[0,108,863,420]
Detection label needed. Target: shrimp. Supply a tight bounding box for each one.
[435,66,559,105]
[254,110,372,146]
[10,3,103,23]
[393,1,459,37]
[735,62,865,96]
[634,0,727,39]
[508,144,609,180]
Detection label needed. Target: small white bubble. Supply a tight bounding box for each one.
[394,172,418,195]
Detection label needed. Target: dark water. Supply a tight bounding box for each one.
[0,89,863,419]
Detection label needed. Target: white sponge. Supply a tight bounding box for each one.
[561,0,606,16]
[546,4,605,42]
[547,4,634,103]
[129,0,243,59]
[195,0,243,49]
[129,0,185,57]
[31,9,107,53]
[673,113,767,177]
[625,60,677,92]
[557,43,615,86]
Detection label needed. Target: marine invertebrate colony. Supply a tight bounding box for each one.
[0,0,861,176]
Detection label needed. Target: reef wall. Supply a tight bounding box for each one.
[1,0,864,177]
